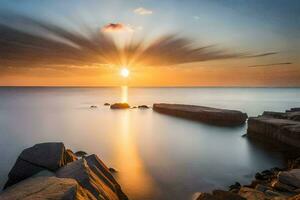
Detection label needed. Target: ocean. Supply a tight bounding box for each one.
[0,87,299,200]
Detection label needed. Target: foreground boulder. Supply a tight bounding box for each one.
[4,142,77,189]
[0,176,88,200]
[153,103,248,126]
[247,108,300,148]
[110,103,130,109]
[1,142,128,200]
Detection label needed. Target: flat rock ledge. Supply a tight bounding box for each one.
[153,103,248,126]
[247,108,300,148]
[0,142,128,200]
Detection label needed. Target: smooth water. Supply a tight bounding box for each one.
[0,87,299,199]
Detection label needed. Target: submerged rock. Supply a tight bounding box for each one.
[3,142,72,189]
[110,103,130,109]
[90,105,97,108]
[104,103,111,106]
[153,103,248,126]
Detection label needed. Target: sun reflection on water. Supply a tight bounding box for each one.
[113,86,157,199]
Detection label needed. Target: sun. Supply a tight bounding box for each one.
[120,67,130,78]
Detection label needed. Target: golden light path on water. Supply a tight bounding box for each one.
[112,86,157,199]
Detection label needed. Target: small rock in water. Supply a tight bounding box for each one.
[138,105,150,109]
[241,134,247,137]
[109,168,117,173]
[104,103,110,106]
[229,182,241,192]
[90,105,97,108]
[132,106,137,109]
[110,103,130,109]
[74,151,87,158]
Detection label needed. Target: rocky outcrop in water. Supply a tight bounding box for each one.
[153,103,248,126]
[0,142,128,200]
[247,108,300,148]
[110,103,130,109]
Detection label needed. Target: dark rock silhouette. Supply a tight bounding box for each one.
[153,103,247,126]
[104,103,111,106]
[138,105,150,109]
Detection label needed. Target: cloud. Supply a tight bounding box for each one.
[246,52,278,58]
[134,7,153,15]
[101,23,134,33]
[0,13,280,75]
[248,62,292,68]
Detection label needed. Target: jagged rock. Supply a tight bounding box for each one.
[66,149,78,163]
[3,142,70,189]
[278,169,300,188]
[196,190,246,200]
[85,155,127,200]
[110,103,130,109]
[0,176,89,200]
[153,103,248,126]
[272,180,297,192]
[239,187,265,200]
[56,156,128,200]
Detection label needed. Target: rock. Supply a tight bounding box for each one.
[110,103,130,109]
[153,103,248,126]
[56,159,119,200]
[255,184,272,192]
[265,189,284,198]
[131,106,137,109]
[0,176,89,200]
[290,157,300,169]
[65,149,78,163]
[272,180,297,192]
[247,115,300,148]
[75,150,87,158]
[56,155,128,200]
[109,168,118,173]
[278,169,300,188]
[229,182,241,191]
[138,105,150,109]
[90,105,97,108]
[196,190,245,200]
[241,134,247,137]
[85,154,128,200]
[3,142,70,189]
[255,172,270,180]
[104,103,110,106]
[289,194,300,200]
[239,187,266,200]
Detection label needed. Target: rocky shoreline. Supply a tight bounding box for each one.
[0,142,128,200]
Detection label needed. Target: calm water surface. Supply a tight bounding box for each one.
[0,87,300,200]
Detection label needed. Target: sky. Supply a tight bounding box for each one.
[0,0,299,87]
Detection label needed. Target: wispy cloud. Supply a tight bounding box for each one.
[0,13,280,75]
[194,16,200,20]
[134,7,153,15]
[246,52,278,58]
[248,62,292,68]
